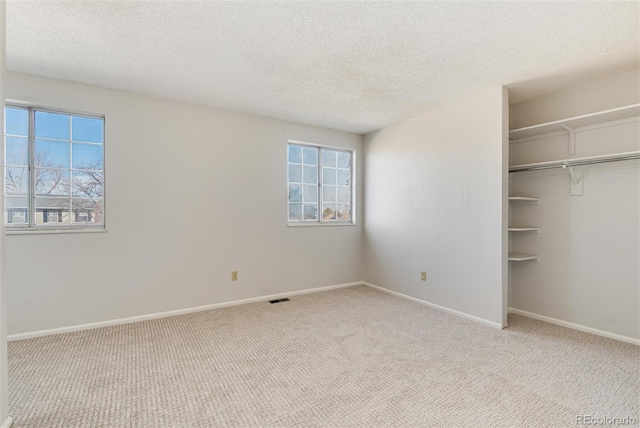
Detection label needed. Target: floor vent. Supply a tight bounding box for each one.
[269,298,291,304]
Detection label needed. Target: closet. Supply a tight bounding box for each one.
[507,103,640,341]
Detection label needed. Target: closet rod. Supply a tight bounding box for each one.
[509,153,640,173]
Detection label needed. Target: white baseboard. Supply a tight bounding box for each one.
[508,307,640,346]
[363,282,503,330]
[8,282,362,341]
[1,416,14,428]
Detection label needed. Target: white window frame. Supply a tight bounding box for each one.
[287,140,356,226]
[4,103,106,233]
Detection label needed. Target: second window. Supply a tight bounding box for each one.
[287,142,353,223]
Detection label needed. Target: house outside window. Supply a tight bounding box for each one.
[45,210,59,223]
[6,208,27,225]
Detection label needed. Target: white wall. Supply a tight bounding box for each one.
[363,86,508,327]
[509,69,640,340]
[5,72,363,335]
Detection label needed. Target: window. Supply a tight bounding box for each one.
[7,208,26,225]
[287,142,353,224]
[4,106,105,230]
[45,210,59,223]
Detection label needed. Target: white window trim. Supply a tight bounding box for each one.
[287,140,356,226]
[4,103,106,233]
[6,228,107,235]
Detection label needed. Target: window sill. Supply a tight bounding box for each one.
[6,228,106,235]
[287,222,356,227]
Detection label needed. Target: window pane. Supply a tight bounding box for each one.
[72,198,103,224]
[303,204,317,221]
[72,116,103,143]
[5,108,28,136]
[303,185,317,203]
[322,150,336,167]
[322,168,336,185]
[35,111,70,140]
[337,169,350,186]
[35,197,71,225]
[288,164,301,183]
[322,185,336,202]
[72,143,103,169]
[322,204,337,221]
[288,184,302,203]
[72,171,104,198]
[5,167,29,195]
[36,139,70,168]
[288,144,302,163]
[5,197,28,225]
[302,146,318,165]
[5,137,28,166]
[35,168,70,196]
[338,187,351,203]
[303,166,318,184]
[338,151,351,168]
[337,203,351,221]
[289,203,302,221]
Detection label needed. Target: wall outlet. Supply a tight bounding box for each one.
[421,271,427,281]
[231,271,238,281]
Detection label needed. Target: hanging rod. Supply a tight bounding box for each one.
[509,152,640,173]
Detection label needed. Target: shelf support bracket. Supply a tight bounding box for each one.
[564,165,586,196]
[561,125,576,154]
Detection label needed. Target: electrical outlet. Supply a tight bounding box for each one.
[231,271,238,281]
[421,271,427,281]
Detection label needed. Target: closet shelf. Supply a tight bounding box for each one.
[508,227,539,233]
[508,253,538,262]
[509,151,640,173]
[509,197,539,203]
[509,103,640,141]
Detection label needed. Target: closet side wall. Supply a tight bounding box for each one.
[364,86,508,327]
[509,69,640,340]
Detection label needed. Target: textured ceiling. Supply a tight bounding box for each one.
[6,1,640,134]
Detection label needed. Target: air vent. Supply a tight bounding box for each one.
[269,298,290,304]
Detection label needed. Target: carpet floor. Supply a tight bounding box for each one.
[8,285,640,427]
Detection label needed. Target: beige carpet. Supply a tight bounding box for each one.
[8,285,640,427]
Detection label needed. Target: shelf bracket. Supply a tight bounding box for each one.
[561,125,576,154]
[564,165,586,196]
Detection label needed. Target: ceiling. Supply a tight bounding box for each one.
[6,1,639,134]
